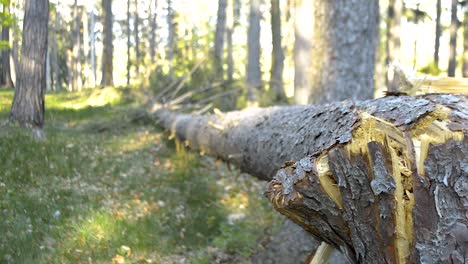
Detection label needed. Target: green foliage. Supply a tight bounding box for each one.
[419,61,442,76]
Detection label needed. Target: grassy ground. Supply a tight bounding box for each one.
[0,87,282,263]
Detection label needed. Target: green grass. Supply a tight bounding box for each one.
[0,87,282,263]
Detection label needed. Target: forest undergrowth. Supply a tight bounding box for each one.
[0,87,282,263]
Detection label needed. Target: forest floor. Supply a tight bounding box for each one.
[0,87,282,264]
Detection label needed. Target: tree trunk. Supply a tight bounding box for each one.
[127,0,131,86]
[463,9,468,77]
[167,0,174,79]
[149,0,157,64]
[134,0,140,78]
[270,0,286,103]
[226,0,240,83]
[448,0,459,77]
[101,0,113,87]
[307,0,376,104]
[51,7,60,91]
[293,0,313,105]
[434,0,442,68]
[90,10,97,87]
[246,0,262,103]
[46,45,51,91]
[72,0,82,91]
[214,0,227,80]
[1,2,13,88]
[386,0,402,92]
[9,0,49,128]
[154,94,468,263]
[82,6,91,88]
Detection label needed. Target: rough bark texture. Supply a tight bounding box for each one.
[386,0,402,92]
[1,2,13,88]
[101,0,113,87]
[448,0,459,77]
[246,0,262,103]
[9,0,49,128]
[293,0,313,105]
[434,0,442,67]
[155,94,468,263]
[306,0,376,104]
[270,0,286,103]
[214,0,227,80]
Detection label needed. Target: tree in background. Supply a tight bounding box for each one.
[149,0,157,64]
[434,0,442,68]
[386,0,402,92]
[101,0,113,86]
[246,0,262,104]
[166,0,174,79]
[448,0,459,77]
[462,1,468,77]
[1,0,13,88]
[306,0,377,104]
[213,0,227,81]
[134,0,140,78]
[269,0,286,103]
[226,0,240,83]
[127,0,131,85]
[9,0,49,128]
[293,0,313,105]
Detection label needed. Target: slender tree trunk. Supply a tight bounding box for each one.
[46,46,51,90]
[246,0,262,104]
[72,0,82,91]
[214,0,227,80]
[434,0,442,67]
[82,7,91,88]
[167,0,174,79]
[90,10,96,87]
[155,94,468,264]
[448,0,459,77]
[127,0,131,85]
[307,0,376,104]
[149,0,157,64]
[293,0,313,105]
[9,0,49,128]
[1,2,13,88]
[226,0,240,83]
[386,0,402,92]
[101,0,114,87]
[463,10,468,77]
[270,0,286,103]
[134,0,140,78]
[51,7,60,90]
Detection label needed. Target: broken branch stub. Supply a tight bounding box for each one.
[266,94,468,263]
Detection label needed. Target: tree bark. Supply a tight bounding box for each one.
[1,2,13,88]
[101,0,113,87]
[307,0,376,104]
[386,0,402,92]
[127,0,131,86]
[448,0,459,77]
[270,0,286,103]
[293,0,313,105]
[82,6,91,88]
[154,94,468,263]
[149,0,157,64]
[226,0,240,83]
[246,0,262,103]
[9,0,49,128]
[72,0,82,91]
[51,6,60,91]
[167,0,174,79]
[434,0,442,68]
[90,10,97,87]
[213,0,227,81]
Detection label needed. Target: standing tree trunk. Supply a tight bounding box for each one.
[90,9,97,87]
[126,0,131,85]
[51,7,60,91]
[213,0,227,80]
[154,93,468,263]
[167,0,174,79]
[386,0,402,92]
[9,0,49,128]
[246,0,262,104]
[72,0,82,91]
[101,0,113,87]
[270,0,286,103]
[149,0,157,64]
[434,0,442,68]
[293,0,313,105]
[306,0,377,104]
[226,0,240,83]
[134,0,140,79]
[1,2,13,88]
[448,0,459,77]
[46,45,51,90]
[82,6,91,88]
[463,9,468,77]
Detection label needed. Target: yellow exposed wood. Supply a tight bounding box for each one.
[310,242,334,264]
[316,155,343,209]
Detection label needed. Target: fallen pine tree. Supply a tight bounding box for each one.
[153,94,467,263]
